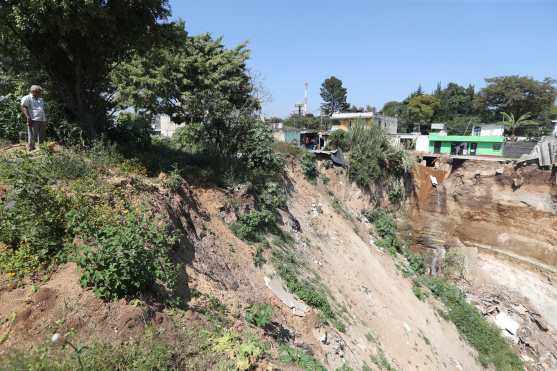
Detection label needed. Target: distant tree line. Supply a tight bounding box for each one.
[382,76,557,136]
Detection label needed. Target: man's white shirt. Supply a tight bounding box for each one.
[21,94,47,122]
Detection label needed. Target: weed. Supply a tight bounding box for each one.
[230,210,275,242]
[418,276,523,371]
[370,348,397,371]
[365,331,378,344]
[412,283,427,301]
[300,152,318,180]
[272,142,304,158]
[335,364,354,371]
[279,345,326,371]
[164,165,184,192]
[245,304,273,328]
[212,330,267,371]
[272,250,335,320]
[257,181,287,210]
[253,245,266,268]
[76,209,178,300]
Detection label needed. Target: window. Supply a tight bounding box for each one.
[473,127,481,136]
[493,143,502,151]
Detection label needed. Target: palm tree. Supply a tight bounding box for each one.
[500,112,538,138]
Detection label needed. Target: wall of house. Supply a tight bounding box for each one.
[415,135,429,152]
[428,140,503,156]
[478,124,504,136]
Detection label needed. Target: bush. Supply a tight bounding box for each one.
[164,166,184,193]
[347,121,413,189]
[0,95,24,142]
[245,303,273,328]
[231,210,275,242]
[300,152,317,180]
[172,122,208,153]
[0,156,69,275]
[327,130,349,151]
[257,182,287,210]
[240,120,284,174]
[109,112,153,148]
[279,345,327,371]
[76,210,178,300]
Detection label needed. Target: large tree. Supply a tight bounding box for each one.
[477,76,557,121]
[433,82,477,121]
[0,0,171,138]
[320,76,349,115]
[111,28,258,151]
[407,95,440,124]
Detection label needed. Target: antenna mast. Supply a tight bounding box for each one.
[304,81,309,115]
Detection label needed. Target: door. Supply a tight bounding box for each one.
[470,143,477,155]
[434,141,441,154]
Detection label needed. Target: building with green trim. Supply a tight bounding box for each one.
[428,133,505,156]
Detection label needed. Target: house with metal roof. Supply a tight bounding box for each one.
[428,133,505,156]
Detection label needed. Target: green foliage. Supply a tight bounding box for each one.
[212,330,267,371]
[171,123,208,153]
[272,250,335,320]
[231,210,276,242]
[499,112,539,137]
[0,95,24,142]
[407,95,441,124]
[0,155,69,276]
[1,326,218,370]
[245,304,273,328]
[477,76,556,121]
[432,82,477,122]
[335,364,354,371]
[283,114,323,130]
[279,345,327,371]
[363,209,403,255]
[387,183,404,205]
[0,0,172,138]
[347,122,412,191]
[272,142,304,158]
[75,209,178,300]
[240,120,284,174]
[253,244,267,268]
[110,112,153,148]
[300,152,318,180]
[370,348,397,371]
[258,182,287,210]
[327,130,349,151]
[320,76,349,115]
[112,31,257,127]
[418,276,523,371]
[164,166,184,193]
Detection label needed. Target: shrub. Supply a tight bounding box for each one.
[0,157,68,275]
[279,345,326,371]
[240,120,284,174]
[172,122,207,153]
[272,142,303,158]
[164,166,184,192]
[77,210,178,300]
[347,121,413,189]
[0,95,24,143]
[257,182,287,210]
[109,112,153,148]
[327,130,349,151]
[230,210,275,242]
[300,152,317,180]
[245,303,273,328]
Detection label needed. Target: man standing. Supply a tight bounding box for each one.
[20,85,47,151]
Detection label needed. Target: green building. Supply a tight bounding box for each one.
[428,133,505,156]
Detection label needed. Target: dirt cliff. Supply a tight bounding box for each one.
[405,160,557,369]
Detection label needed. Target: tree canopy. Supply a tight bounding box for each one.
[320,76,349,115]
[0,0,172,138]
[477,76,556,121]
[407,95,440,124]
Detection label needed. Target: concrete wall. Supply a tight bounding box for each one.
[153,114,184,138]
[429,140,503,156]
[415,135,429,152]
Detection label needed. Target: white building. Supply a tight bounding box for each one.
[552,120,557,137]
[471,123,504,136]
[430,123,447,135]
[152,114,184,137]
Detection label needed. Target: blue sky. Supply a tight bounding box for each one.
[169,0,556,118]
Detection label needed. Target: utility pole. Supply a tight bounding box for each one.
[304,81,309,115]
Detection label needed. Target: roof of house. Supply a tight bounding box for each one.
[429,133,505,143]
[431,123,446,130]
[331,112,374,120]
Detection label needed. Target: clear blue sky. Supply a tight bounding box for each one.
[169,0,556,118]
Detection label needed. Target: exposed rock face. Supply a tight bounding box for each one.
[407,161,557,273]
